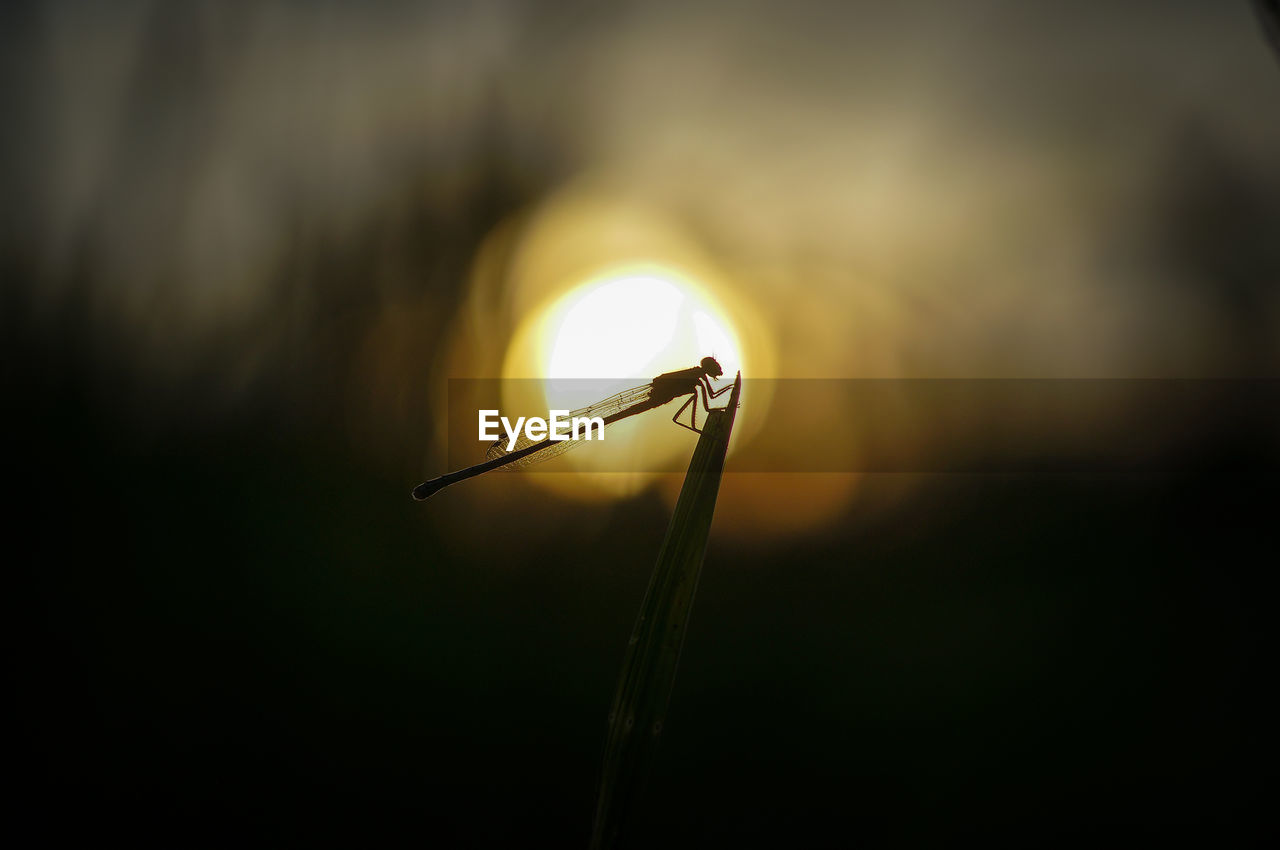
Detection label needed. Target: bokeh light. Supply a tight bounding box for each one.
[491,242,770,501]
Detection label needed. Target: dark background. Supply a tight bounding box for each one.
[9,1,1278,844]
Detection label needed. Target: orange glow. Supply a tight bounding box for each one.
[441,182,871,535]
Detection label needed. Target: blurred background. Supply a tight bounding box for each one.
[8,0,1277,843]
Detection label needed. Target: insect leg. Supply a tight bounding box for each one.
[697,377,734,412]
[671,394,701,434]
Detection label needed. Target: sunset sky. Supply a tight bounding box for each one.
[10,2,1276,844]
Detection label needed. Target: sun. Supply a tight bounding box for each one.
[454,189,779,510]
[497,265,750,498]
[544,269,742,381]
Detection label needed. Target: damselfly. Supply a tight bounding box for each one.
[412,357,735,500]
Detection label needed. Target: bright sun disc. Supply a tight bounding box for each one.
[546,271,742,380]
[498,265,750,499]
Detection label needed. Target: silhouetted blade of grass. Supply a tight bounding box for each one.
[591,372,742,849]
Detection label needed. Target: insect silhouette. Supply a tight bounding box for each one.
[412,357,734,500]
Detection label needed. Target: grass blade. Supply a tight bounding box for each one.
[590,372,742,849]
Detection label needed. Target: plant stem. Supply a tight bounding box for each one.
[590,372,742,849]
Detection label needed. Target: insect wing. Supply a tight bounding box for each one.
[484,383,654,467]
